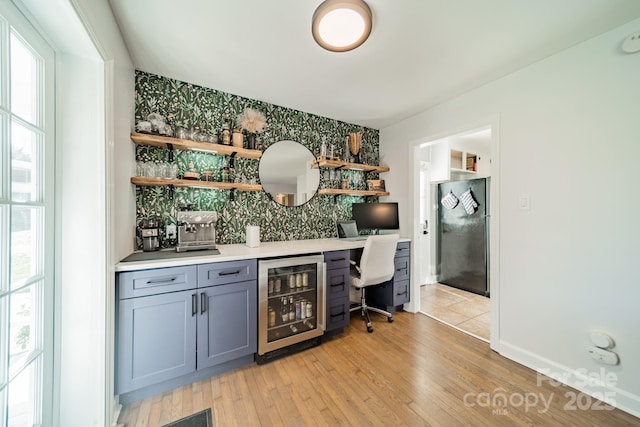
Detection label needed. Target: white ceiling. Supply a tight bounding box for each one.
[108,0,640,129]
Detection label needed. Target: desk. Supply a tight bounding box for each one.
[115,237,410,272]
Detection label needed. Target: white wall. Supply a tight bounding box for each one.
[69,1,135,425]
[380,18,640,416]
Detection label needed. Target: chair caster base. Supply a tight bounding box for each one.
[367,326,374,333]
[388,317,394,323]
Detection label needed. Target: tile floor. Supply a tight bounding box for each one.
[420,283,490,341]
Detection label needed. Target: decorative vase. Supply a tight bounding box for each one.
[247,133,257,150]
[348,132,362,163]
[232,130,244,148]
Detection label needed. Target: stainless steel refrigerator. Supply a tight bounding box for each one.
[437,177,490,296]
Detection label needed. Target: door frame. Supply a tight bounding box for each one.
[409,114,500,350]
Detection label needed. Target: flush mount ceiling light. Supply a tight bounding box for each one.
[312,0,372,52]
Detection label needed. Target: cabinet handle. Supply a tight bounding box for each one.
[330,311,346,318]
[330,258,346,262]
[330,282,345,288]
[218,269,241,276]
[396,291,408,296]
[200,292,206,314]
[191,293,197,316]
[146,277,176,285]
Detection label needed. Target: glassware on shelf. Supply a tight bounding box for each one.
[168,164,178,179]
[343,135,350,162]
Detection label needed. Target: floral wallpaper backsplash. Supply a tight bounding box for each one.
[134,70,380,248]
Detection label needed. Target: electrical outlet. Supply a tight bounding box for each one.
[622,31,640,53]
[166,224,176,240]
[588,346,619,365]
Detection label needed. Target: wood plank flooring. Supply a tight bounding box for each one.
[118,312,639,426]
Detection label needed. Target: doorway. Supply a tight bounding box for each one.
[412,121,498,344]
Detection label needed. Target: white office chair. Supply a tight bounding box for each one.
[349,234,400,333]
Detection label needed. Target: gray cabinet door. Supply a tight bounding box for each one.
[197,280,257,369]
[117,289,197,394]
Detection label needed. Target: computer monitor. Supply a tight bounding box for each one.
[352,202,400,233]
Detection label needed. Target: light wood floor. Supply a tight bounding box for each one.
[118,312,638,427]
[420,283,490,341]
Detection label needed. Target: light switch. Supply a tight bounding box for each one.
[519,194,530,210]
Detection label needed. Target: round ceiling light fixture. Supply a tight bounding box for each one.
[312,0,372,52]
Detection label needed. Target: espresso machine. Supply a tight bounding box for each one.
[176,211,218,252]
[139,218,161,252]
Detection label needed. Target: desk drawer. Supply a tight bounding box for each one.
[324,250,350,271]
[326,296,350,331]
[394,257,410,282]
[393,280,410,306]
[326,267,350,299]
[118,266,197,299]
[395,241,410,258]
[198,259,257,287]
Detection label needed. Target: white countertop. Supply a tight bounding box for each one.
[115,237,410,272]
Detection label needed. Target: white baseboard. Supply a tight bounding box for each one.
[496,340,640,419]
[110,398,122,427]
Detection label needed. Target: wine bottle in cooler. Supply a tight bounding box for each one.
[281,297,288,324]
[288,296,295,321]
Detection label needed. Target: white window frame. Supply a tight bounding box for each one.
[0,1,55,425]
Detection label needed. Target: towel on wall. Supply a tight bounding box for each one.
[460,189,479,214]
[441,191,459,209]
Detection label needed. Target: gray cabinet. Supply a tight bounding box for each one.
[116,266,198,395]
[324,250,351,334]
[197,280,257,368]
[116,260,257,397]
[367,241,411,312]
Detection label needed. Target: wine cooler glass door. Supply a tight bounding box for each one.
[258,255,325,355]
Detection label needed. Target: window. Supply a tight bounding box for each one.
[0,3,54,426]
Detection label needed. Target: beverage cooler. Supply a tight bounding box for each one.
[257,255,325,363]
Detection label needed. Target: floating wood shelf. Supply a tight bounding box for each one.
[318,188,390,197]
[131,176,262,192]
[131,132,262,159]
[450,168,477,175]
[312,159,389,173]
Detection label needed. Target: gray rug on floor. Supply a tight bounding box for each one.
[161,409,212,427]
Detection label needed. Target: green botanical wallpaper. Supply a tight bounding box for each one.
[134,70,380,248]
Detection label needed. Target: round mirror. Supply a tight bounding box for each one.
[259,140,320,206]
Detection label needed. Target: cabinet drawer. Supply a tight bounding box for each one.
[198,259,257,287]
[393,257,410,282]
[326,296,350,331]
[395,241,410,258]
[118,266,197,299]
[324,250,350,271]
[393,280,410,306]
[326,268,350,299]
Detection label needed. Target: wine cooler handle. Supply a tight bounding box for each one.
[318,262,327,332]
[192,293,197,316]
[200,292,206,314]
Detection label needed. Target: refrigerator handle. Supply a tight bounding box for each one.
[318,262,327,332]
